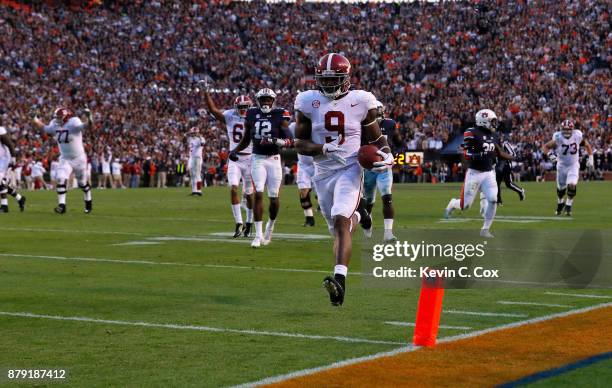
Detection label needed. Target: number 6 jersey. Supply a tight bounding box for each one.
[223,109,252,154]
[294,89,378,174]
[44,117,86,160]
[553,129,583,166]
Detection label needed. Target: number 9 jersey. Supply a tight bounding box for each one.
[553,129,583,167]
[294,89,378,174]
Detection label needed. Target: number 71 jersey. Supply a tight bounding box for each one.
[553,130,583,166]
[294,89,378,172]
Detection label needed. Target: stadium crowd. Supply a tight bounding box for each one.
[0,0,610,188]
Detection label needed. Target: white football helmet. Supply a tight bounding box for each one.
[255,88,277,114]
[475,109,498,132]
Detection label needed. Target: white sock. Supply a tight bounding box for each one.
[266,219,276,232]
[304,208,314,217]
[384,218,393,231]
[566,198,574,206]
[58,193,66,205]
[558,197,565,204]
[1,198,7,206]
[483,201,497,230]
[84,190,92,201]
[14,193,22,201]
[334,264,348,277]
[191,179,197,192]
[246,208,254,223]
[254,221,263,239]
[448,198,461,211]
[231,204,243,224]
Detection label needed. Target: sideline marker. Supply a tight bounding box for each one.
[413,275,445,347]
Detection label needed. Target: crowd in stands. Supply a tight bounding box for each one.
[0,0,609,189]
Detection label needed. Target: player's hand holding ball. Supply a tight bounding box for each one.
[358,144,393,172]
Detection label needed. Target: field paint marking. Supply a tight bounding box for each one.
[148,236,252,244]
[211,232,330,240]
[0,226,145,236]
[0,253,361,276]
[113,241,162,246]
[384,321,471,330]
[0,311,402,346]
[236,302,612,387]
[497,301,574,308]
[545,292,612,299]
[438,219,537,224]
[444,309,528,318]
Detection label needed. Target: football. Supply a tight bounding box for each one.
[358,144,383,170]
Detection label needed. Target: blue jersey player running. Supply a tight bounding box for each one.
[362,101,402,242]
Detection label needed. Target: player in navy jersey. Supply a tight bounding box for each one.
[363,101,402,241]
[229,88,293,248]
[444,109,514,238]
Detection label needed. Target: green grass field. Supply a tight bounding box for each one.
[1,181,611,387]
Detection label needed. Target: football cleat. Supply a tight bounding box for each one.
[556,203,565,216]
[18,196,26,212]
[480,229,494,238]
[384,234,397,243]
[84,200,92,214]
[242,223,252,238]
[233,223,243,238]
[518,189,525,201]
[251,237,262,248]
[323,275,345,306]
[564,205,572,217]
[0,205,8,213]
[54,204,66,214]
[303,216,315,227]
[261,238,271,246]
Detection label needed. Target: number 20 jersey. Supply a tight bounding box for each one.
[553,129,583,166]
[294,89,378,174]
[223,109,251,154]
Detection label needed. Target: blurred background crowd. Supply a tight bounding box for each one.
[0,0,610,189]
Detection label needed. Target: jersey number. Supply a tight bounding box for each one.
[482,142,495,152]
[324,111,345,144]
[561,143,577,155]
[254,121,272,139]
[56,130,70,144]
[232,123,244,143]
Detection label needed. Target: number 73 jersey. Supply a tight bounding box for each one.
[44,117,86,160]
[294,89,378,173]
[553,129,583,166]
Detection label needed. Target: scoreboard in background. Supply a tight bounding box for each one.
[395,152,423,167]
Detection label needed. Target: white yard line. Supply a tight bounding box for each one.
[0,226,145,236]
[211,232,330,240]
[0,253,358,276]
[545,291,612,299]
[497,301,574,308]
[443,309,528,318]
[235,302,612,387]
[384,321,471,330]
[0,311,402,346]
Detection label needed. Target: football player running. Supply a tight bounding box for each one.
[203,88,255,238]
[294,53,389,306]
[0,125,26,212]
[362,101,402,242]
[444,109,514,238]
[186,127,205,196]
[31,107,94,214]
[229,88,293,248]
[290,122,317,227]
[542,119,593,216]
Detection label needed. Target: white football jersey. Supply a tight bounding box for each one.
[188,136,205,158]
[223,109,252,153]
[44,117,86,160]
[289,122,313,166]
[0,126,10,159]
[553,129,583,166]
[294,89,377,174]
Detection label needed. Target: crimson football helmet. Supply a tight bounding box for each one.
[315,53,351,99]
[188,126,200,135]
[53,107,73,124]
[234,95,253,118]
[561,119,574,138]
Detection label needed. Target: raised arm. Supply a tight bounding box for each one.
[203,91,226,123]
[82,108,94,132]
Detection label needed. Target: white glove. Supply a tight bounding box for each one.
[322,141,346,165]
[83,108,92,120]
[548,152,557,164]
[371,149,394,172]
[197,78,211,92]
[587,155,594,168]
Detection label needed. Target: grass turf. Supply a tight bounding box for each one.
[0,181,611,386]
